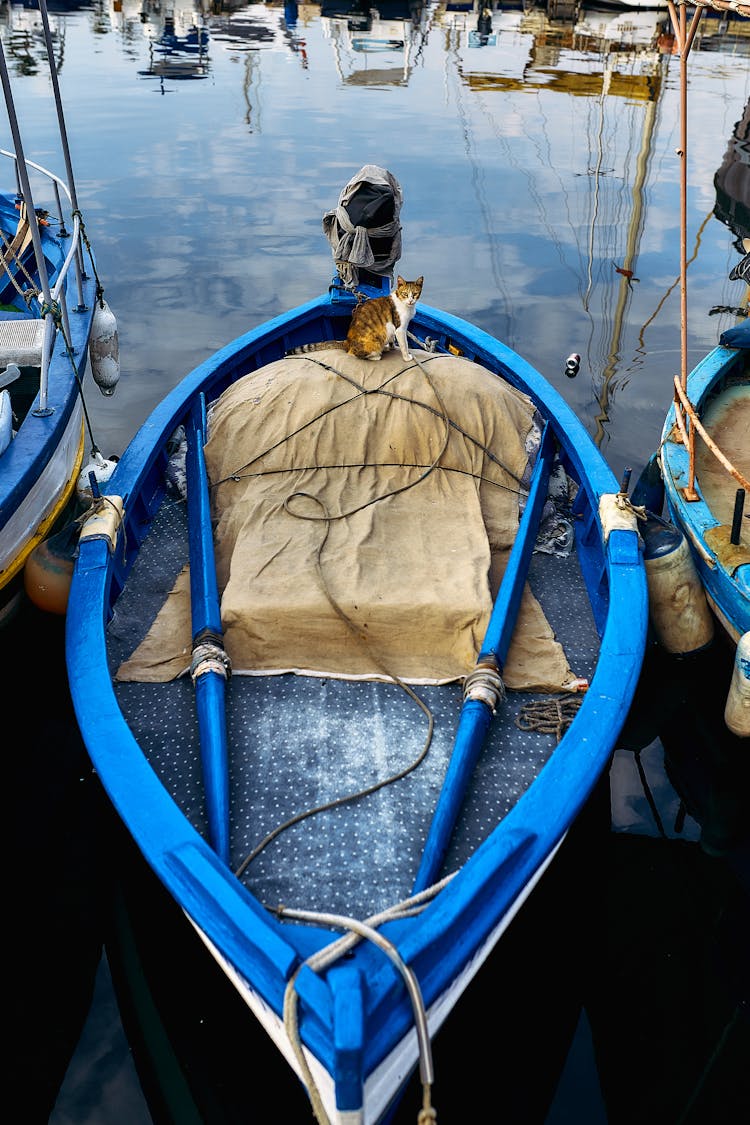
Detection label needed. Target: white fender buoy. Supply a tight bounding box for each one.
[76,450,119,504]
[641,516,715,654]
[564,353,580,378]
[89,298,120,396]
[0,388,13,456]
[724,631,750,738]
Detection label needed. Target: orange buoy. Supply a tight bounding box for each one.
[24,520,80,615]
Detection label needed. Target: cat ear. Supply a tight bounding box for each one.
[416,277,423,286]
[396,275,404,285]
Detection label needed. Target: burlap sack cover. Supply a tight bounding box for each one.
[117,348,574,690]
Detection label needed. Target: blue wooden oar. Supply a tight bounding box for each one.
[412,421,556,893]
[186,394,231,863]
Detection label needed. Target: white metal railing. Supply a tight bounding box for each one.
[0,148,85,329]
[0,0,87,412]
[0,152,86,411]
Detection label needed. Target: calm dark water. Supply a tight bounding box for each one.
[3,1,748,1121]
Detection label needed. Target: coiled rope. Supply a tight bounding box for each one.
[1,219,42,306]
[515,695,583,742]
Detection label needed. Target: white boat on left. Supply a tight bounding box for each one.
[0,0,120,624]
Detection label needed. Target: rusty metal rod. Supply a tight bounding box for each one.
[672,375,750,493]
[731,489,745,546]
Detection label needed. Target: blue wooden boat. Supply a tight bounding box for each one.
[66,165,647,1124]
[0,2,118,624]
[633,4,750,739]
[658,320,749,647]
[652,320,750,738]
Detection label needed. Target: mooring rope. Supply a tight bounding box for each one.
[48,291,104,459]
[0,220,40,304]
[233,656,434,878]
[73,207,109,311]
[229,339,549,877]
[231,348,488,1125]
[274,877,455,1125]
[632,747,667,839]
[234,352,458,878]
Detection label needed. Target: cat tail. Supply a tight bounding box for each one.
[288,340,347,355]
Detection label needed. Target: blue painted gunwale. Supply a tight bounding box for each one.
[659,336,750,642]
[66,287,647,1113]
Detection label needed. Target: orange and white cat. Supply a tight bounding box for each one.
[294,276,423,361]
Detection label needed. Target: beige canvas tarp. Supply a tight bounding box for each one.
[117,348,576,691]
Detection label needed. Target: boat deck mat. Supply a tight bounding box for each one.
[107,495,600,918]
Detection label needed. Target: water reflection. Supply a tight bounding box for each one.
[1,0,68,73]
[714,97,750,251]
[319,1,429,86]
[0,0,746,470]
[427,4,678,445]
[2,12,748,1114]
[3,1,748,73]
[138,4,210,83]
[208,1,282,49]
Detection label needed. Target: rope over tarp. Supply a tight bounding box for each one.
[322,165,403,290]
[116,348,579,692]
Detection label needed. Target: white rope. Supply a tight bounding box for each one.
[274,874,456,1124]
[463,658,506,712]
[190,639,232,682]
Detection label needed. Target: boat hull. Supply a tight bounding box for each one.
[67,284,648,1122]
[0,188,98,615]
[659,327,750,647]
[104,768,612,1124]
